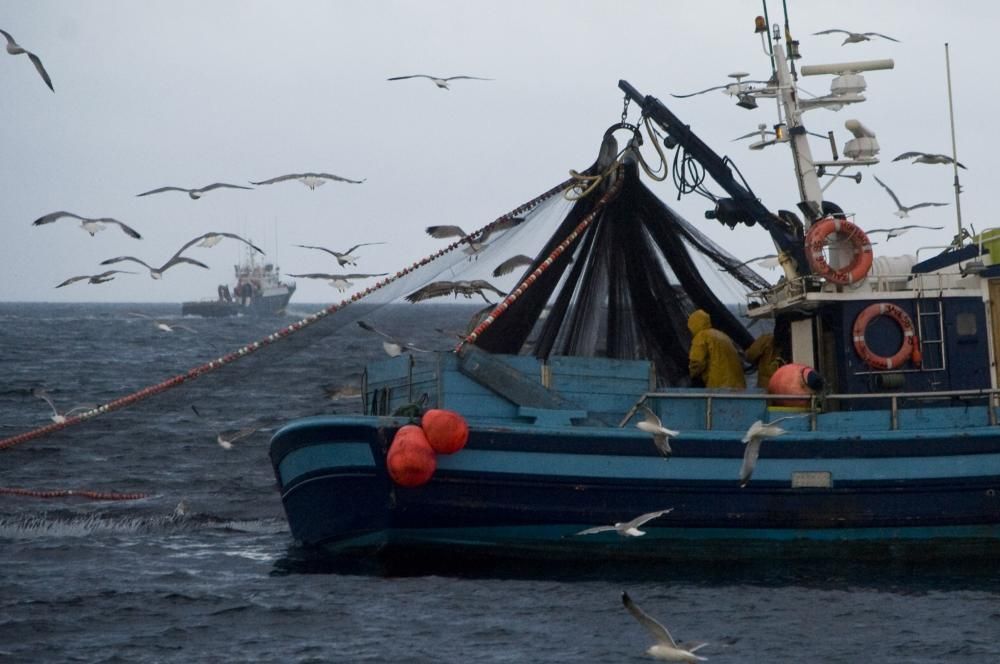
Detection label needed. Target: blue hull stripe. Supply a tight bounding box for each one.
[278,442,374,486]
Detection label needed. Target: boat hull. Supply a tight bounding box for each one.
[181,288,294,317]
[270,415,1000,561]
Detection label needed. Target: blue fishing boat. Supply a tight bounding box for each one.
[269,11,1000,561]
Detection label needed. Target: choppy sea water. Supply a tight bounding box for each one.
[1,302,999,663]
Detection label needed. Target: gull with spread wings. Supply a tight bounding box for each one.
[56,270,136,288]
[492,254,534,277]
[812,28,900,45]
[1,28,53,91]
[635,405,679,458]
[136,182,253,199]
[287,272,387,292]
[574,509,673,537]
[621,592,709,662]
[175,232,264,255]
[356,320,431,358]
[100,253,208,280]
[405,279,507,304]
[294,242,385,267]
[873,175,948,219]
[250,172,366,189]
[671,72,768,98]
[387,74,492,89]
[128,312,197,333]
[32,211,142,239]
[892,151,966,169]
[426,217,525,255]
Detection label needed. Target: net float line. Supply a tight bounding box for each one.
[0,178,573,452]
[0,486,151,501]
[462,165,625,347]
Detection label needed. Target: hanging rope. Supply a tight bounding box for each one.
[0,487,151,501]
[0,178,573,452]
[461,164,625,346]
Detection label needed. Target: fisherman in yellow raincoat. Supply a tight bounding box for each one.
[745,332,781,389]
[687,309,746,389]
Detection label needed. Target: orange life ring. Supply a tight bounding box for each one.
[805,216,873,285]
[852,302,919,370]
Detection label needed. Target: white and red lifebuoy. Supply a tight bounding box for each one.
[852,302,920,370]
[805,216,873,285]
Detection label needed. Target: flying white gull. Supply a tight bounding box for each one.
[32,211,142,238]
[286,272,387,292]
[426,218,526,254]
[136,182,253,199]
[128,312,197,333]
[721,254,780,272]
[56,270,136,288]
[865,224,944,240]
[387,74,493,89]
[294,242,386,267]
[872,176,948,219]
[733,123,828,142]
[1,28,53,91]
[621,592,709,662]
[492,254,534,277]
[671,72,768,98]
[574,509,673,537]
[739,416,807,487]
[31,388,91,424]
[174,232,264,255]
[892,151,966,168]
[101,254,209,279]
[405,279,507,304]
[356,320,431,357]
[812,28,900,45]
[250,172,366,189]
[636,404,679,458]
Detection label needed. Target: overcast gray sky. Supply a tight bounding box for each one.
[1,0,995,304]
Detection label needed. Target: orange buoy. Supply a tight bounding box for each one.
[420,409,469,455]
[387,425,437,487]
[767,363,824,407]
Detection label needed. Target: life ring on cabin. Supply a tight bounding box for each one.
[804,216,873,285]
[852,302,920,370]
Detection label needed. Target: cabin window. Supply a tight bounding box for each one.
[956,312,977,340]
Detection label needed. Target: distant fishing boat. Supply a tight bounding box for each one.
[182,249,295,317]
[270,6,1000,562]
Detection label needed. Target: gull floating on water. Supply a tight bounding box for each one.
[387,74,493,89]
[31,388,90,424]
[636,404,679,458]
[101,254,208,279]
[136,182,253,199]
[294,242,386,267]
[621,592,709,662]
[1,28,53,91]
[574,508,673,537]
[32,211,142,238]
[250,172,365,189]
[492,254,534,277]
[872,176,948,219]
[892,151,966,169]
[812,28,900,45]
[405,279,507,304]
[56,270,136,288]
[287,272,387,292]
[128,312,197,333]
[356,320,430,357]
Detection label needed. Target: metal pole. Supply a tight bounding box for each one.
[944,43,964,239]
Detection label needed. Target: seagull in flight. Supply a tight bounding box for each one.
[865,224,945,240]
[31,388,91,424]
[32,211,142,239]
[733,123,828,142]
[492,254,534,277]
[294,242,385,267]
[250,172,366,189]
[387,74,493,89]
[812,28,900,45]
[101,253,209,279]
[892,151,966,169]
[426,217,525,254]
[721,254,780,272]
[136,182,253,199]
[740,416,807,487]
[574,509,673,537]
[356,320,430,357]
[635,404,679,458]
[671,72,768,98]
[56,270,136,288]
[175,232,264,255]
[872,176,948,219]
[128,312,197,333]
[1,28,53,91]
[287,272,387,292]
[621,592,709,662]
[405,279,507,304]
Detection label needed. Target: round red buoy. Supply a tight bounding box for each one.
[387,425,437,487]
[767,363,824,407]
[420,409,469,455]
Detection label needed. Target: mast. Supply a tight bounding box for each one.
[944,43,964,239]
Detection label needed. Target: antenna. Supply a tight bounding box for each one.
[945,43,964,241]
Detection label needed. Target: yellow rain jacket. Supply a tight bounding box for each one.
[745,333,781,388]
[687,309,746,389]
